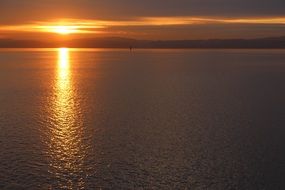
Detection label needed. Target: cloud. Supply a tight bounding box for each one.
[1,17,285,40]
[1,16,285,31]
[1,1,284,39]
[1,0,285,24]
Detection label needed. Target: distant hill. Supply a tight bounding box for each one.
[1,36,285,48]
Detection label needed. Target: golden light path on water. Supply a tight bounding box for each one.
[48,48,85,189]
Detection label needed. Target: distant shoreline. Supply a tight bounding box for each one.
[1,36,285,49]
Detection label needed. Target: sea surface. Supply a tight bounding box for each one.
[0,48,284,189]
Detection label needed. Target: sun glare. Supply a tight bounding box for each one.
[52,26,77,35]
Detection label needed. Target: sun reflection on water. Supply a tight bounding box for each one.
[48,48,85,189]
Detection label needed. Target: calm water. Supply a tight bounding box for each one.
[0,49,285,189]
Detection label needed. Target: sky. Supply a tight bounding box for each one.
[1,0,285,40]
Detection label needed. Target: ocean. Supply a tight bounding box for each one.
[0,48,284,189]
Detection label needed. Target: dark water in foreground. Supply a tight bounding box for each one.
[0,49,284,189]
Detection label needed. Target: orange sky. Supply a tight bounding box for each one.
[1,17,285,40]
[1,0,285,40]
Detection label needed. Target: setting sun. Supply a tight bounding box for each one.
[52,26,76,35]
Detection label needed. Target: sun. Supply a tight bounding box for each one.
[52,26,77,35]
